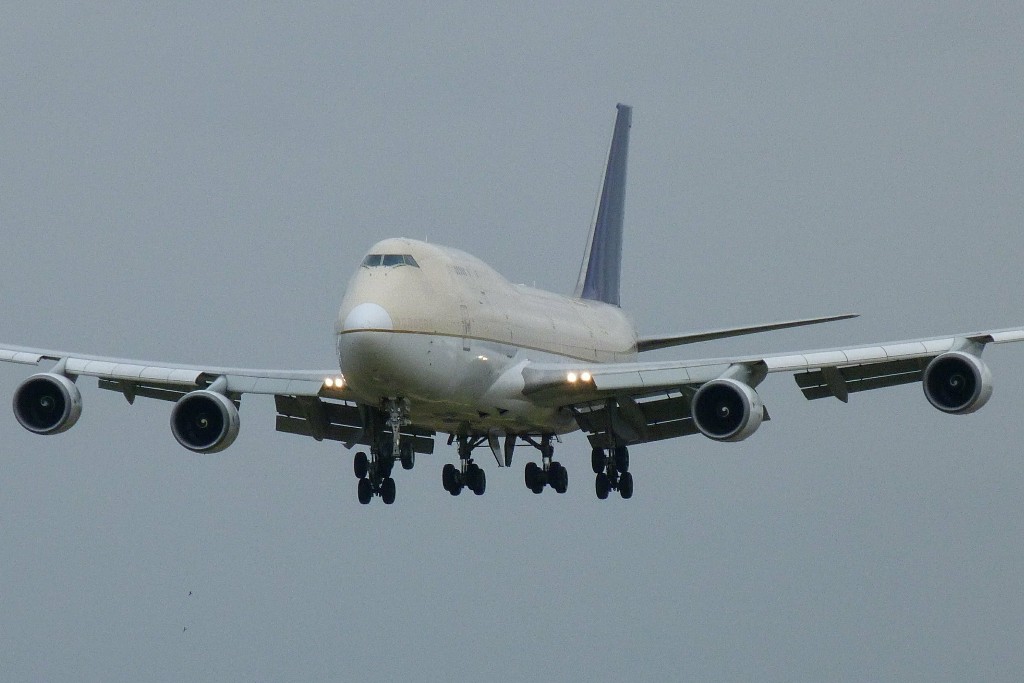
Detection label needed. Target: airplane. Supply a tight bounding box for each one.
[3,103,1023,505]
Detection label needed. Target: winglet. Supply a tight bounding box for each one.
[574,103,631,306]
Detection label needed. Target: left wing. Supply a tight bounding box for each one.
[522,327,1024,448]
[0,344,432,455]
[636,313,858,351]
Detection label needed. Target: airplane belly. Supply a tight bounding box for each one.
[336,330,574,434]
[337,330,470,396]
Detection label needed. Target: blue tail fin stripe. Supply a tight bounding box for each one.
[574,103,631,306]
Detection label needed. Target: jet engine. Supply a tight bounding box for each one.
[691,377,764,442]
[923,351,993,415]
[13,372,83,435]
[170,389,240,453]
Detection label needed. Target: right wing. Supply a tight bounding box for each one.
[0,343,435,454]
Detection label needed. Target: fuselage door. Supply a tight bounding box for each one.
[460,304,471,351]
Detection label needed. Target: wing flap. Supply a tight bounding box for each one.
[98,379,190,404]
[795,358,928,401]
[274,395,436,454]
[572,394,698,447]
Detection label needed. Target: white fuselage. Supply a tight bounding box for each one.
[335,238,638,435]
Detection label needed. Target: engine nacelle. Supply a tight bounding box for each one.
[691,377,764,442]
[923,351,993,415]
[13,372,83,435]
[170,390,240,453]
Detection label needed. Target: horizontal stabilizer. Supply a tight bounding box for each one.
[637,314,858,352]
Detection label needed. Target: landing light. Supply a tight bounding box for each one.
[324,376,345,389]
[477,355,488,361]
[566,372,578,383]
[580,371,592,383]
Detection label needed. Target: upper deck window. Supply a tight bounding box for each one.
[361,254,419,268]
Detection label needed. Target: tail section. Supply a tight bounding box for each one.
[574,103,632,306]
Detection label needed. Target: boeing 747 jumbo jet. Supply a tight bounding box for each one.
[3,104,1023,504]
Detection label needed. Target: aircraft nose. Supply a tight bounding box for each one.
[342,302,394,331]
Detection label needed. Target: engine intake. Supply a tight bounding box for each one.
[170,390,240,453]
[691,377,764,442]
[923,351,992,415]
[13,372,83,435]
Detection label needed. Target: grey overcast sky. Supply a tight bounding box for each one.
[2,3,1024,681]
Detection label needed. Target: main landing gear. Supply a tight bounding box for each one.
[521,434,568,494]
[354,400,415,505]
[591,445,633,500]
[442,434,486,496]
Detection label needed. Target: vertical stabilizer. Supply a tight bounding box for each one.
[574,103,631,306]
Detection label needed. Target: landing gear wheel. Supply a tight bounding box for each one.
[469,466,486,495]
[550,462,568,494]
[525,461,541,490]
[400,442,415,470]
[354,451,369,479]
[442,463,458,492]
[357,477,373,504]
[595,472,610,500]
[591,447,605,474]
[613,445,629,473]
[381,477,396,505]
[619,471,634,499]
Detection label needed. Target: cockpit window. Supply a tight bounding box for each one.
[361,254,420,268]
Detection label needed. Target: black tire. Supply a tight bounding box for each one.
[591,447,605,474]
[525,461,540,489]
[552,462,568,494]
[354,451,369,479]
[442,463,457,492]
[613,445,629,473]
[531,482,545,494]
[381,477,396,505]
[472,468,486,495]
[595,472,610,499]
[619,471,634,499]
[357,477,373,504]
[400,442,415,470]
